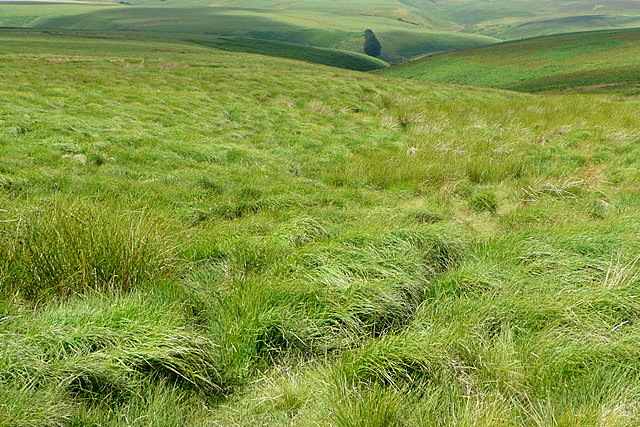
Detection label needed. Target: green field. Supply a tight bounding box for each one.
[201,0,640,41]
[479,13,640,40]
[0,6,394,71]
[41,6,500,62]
[383,27,640,92]
[4,30,640,425]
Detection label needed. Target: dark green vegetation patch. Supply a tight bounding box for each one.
[190,36,388,71]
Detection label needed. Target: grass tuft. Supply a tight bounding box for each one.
[0,202,179,301]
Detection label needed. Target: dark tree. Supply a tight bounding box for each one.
[364,29,382,58]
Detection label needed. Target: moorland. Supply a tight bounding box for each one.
[3,0,640,425]
[2,28,640,425]
[383,27,640,93]
[5,0,640,66]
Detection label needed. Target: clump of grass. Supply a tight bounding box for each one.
[259,369,319,416]
[291,226,467,340]
[333,331,449,390]
[195,176,224,193]
[0,174,27,196]
[307,100,334,115]
[86,152,109,166]
[0,202,179,301]
[236,186,263,200]
[404,206,443,224]
[374,93,427,131]
[276,218,328,247]
[0,382,74,427]
[331,383,411,427]
[0,293,229,423]
[468,190,499,213]
[72,380,213,425]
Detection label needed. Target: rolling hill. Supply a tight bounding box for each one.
[188,0,640,41]
[0,2,499,64]
[6,0,640,67]
[4,29,640,425]
[410,0,640,39]
[189,36,389,71]
[383,27,640,92]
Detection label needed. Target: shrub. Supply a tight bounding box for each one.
[364,29,382,58]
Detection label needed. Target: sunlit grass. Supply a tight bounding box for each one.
[2,31,640,425]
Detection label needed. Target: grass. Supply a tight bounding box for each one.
[417,0,640,39]
[0,202,179,301]
[0,3,115,28]
[383,27,640,92]
[190,37,388,71]
[0,3,499,63]
[3,0,640,68]
[3,29,640,424]
[480,13,640,40]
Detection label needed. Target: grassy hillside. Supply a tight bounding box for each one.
[190,37,388,71]
[383,27,640,92]
[0,3,115,27]
[480,13,640,40]
[4,29,640,425]
[0,6,391,71]
[4,0,640,63]
[4,0,640,67]
[0,3,499,63]
[411,0,640,39]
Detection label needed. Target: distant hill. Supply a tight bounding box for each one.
[5,0,640,47]
[190,36,389,71]
[382,27,640,93]
[2,0,640,70]
[0,3,499,64]
[409,0,640,39]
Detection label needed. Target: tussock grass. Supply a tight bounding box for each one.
[3,32,640,425]
[0,202,179,301]
[0,293,230,423]
[468,189,499,213]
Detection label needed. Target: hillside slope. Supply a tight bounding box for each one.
[3,30,640,425]
[4,0,640,60]
[383,27,640,92]
[410,0,640,38]
[190,37,389,71]
[0,3,499,63]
